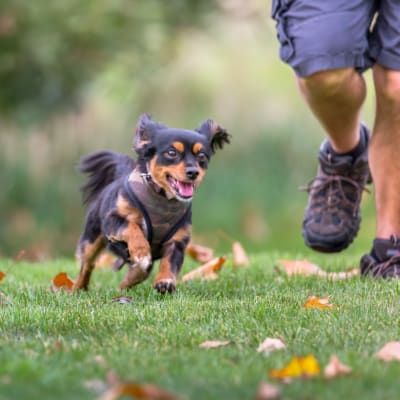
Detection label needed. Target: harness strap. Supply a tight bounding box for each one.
[123,177,153,244]
[162,203,192,245]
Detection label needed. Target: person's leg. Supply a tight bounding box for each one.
[370,66,400,238]
[358,0,400,277]
[271,0,377,252]
[296,68,366,153]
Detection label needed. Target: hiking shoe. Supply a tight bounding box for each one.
[302,126,371,253]
[360,236,400,278]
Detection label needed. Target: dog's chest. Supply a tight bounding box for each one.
[127,174,191,258]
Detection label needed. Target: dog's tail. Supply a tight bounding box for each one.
[79,151,135,205]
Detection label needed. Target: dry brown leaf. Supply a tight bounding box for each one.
[277,259,359,280]
[255,382,280,400]
[199,340,230,349]
[52,272,74,293]
[181,256,226,282]
[324,355,352,379]
[257,338,286,355]
[278,259,325,276]
[232,241,250,267]
[269,354,320,382]
[186,242,214,263]
[302,295,335,310]
[99,371,179,400]
[375,341,400,362]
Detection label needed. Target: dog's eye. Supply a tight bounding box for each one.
[165,148,178,158]
[197,152,208,162]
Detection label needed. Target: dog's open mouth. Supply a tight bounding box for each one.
[167,176,195,200]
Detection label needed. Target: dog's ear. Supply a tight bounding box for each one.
[196,119,231,153]
[133,113,167,152]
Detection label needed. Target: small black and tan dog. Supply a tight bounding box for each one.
[73,114,230,293]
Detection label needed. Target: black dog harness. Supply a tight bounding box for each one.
[108,170,192,266]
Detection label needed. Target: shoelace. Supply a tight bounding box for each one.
[300,175,370,217]
[364,255,400,278]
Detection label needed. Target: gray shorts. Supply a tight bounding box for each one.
[271,0,400,77]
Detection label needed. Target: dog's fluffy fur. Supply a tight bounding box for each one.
[74,114,230,293]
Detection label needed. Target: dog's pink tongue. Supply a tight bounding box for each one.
[178,181,194,197]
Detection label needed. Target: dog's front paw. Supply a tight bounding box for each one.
[153,278,176,294]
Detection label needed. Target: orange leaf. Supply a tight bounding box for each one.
[269,354,320,382]
[199,340,230,349]
[302,295,335,310]
[186,242,214,263]
[181,256,226,282]
[375,341,400,362]
[0,272,5,282]
[324,354,352,379]
[52,272,74,293]
[232,241,250,267]
[100,372,179,400]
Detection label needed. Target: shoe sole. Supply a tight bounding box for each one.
[302,219,360,254]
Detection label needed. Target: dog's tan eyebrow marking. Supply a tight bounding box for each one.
[172,141,184,153]
[192,142,203,154]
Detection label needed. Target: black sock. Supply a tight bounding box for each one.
[328,125,368,161]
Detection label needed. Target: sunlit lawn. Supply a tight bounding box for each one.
[1,253,400,400]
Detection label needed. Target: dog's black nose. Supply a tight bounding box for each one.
[185,167,199,180]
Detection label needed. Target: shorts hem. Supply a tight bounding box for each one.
[291,53,372,77]
[370,46,400,71]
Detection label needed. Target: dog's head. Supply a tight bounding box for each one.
[133,113,230,202]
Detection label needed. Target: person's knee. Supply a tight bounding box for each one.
[298,68,355,98]
[374,66,400,107]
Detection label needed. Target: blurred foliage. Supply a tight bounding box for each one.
[0,0,215,121]
[0,0,377,259]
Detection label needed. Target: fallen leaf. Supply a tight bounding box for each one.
[375,341,400,362]
[111,296,133,304]
[278,259,325,276]
[324,355,352,379]
[269,354,320,382]
[99,371,179,400]
[257,338,286,355]
[186,242,214,263]
[302,295,335,310]
[277,259,359,279]
[232,241,250,267]
[199,340,230,349]
[52,272,74,293]
[181,256,226,282]
[255,382,280,400]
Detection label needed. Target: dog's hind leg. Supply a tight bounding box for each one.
[74,235,106,290]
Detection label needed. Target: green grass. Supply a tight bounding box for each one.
[1,253,400,400]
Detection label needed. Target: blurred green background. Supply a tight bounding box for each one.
[0,0,377,260]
